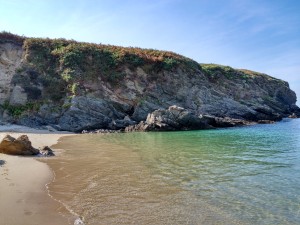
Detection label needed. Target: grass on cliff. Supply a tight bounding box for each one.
[0,32,201,95]
[1,32,284,101]
[22,37,201,83]
[15,34,200,99]
[1,101,41,118]
[200,63,282,82]
[0,31,25,46]
[201,63,251,80]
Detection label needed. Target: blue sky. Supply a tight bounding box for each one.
[1,0,300,104]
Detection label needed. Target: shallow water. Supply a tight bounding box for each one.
[47,118,300,225]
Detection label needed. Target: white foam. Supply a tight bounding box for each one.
[45,166,85,225]
[74,218,85,225]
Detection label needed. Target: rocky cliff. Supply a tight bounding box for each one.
[0,32,299,132]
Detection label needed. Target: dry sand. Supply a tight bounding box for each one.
[0,124,75,225]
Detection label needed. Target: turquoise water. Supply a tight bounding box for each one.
[50,118,300,224]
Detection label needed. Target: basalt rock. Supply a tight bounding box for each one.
[0,134,39,155]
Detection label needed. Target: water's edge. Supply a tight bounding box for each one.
[41,119,300,225]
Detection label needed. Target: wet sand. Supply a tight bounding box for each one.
[46,133,242,225]
[0,125,74,225]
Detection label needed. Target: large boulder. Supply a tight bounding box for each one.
[0,134,39,155]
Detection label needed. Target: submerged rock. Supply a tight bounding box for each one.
[205,115,254,127]
[39,146,55,156]
[0,134,39,155]
[257,120,275,124]
[81,129,121,134]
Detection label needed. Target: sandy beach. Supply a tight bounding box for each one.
[0,124,74,225]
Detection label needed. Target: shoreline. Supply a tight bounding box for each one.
[0,124,75,225]
[1,120,298,224]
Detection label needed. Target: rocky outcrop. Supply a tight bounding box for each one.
[125,105,255,132]
[57,96,136,132]
[0,33,299,132]
[0,134,39,155]
[126,105,212,131]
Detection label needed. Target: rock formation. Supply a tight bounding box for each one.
[39,146,55,156]
[0,32,299,132]
[125,105,255,132]
[125,106,211,131]
[0,134,39,155]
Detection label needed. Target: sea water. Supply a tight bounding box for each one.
[46,118,300,225]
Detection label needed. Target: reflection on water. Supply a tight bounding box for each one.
[48,119,300,225]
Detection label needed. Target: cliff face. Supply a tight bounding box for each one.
[0,32,299,132]
[0,42,23,105]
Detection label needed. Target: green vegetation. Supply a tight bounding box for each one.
[0,32,197,99]
[237,69,283,83]
[62,102,72,109]
[3,32,283,103]
[22,36,200,83]
[1,101,41,118]
[201,64,283,82]
[0,32,281,89]
[238,69,266,77]
[162,58,179,70]
[0,31,25,46]
[201,64,242,80]
[71,82,79,95]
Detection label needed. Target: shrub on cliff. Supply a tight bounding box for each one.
[0,31,25,46]
[19,36,201,98]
